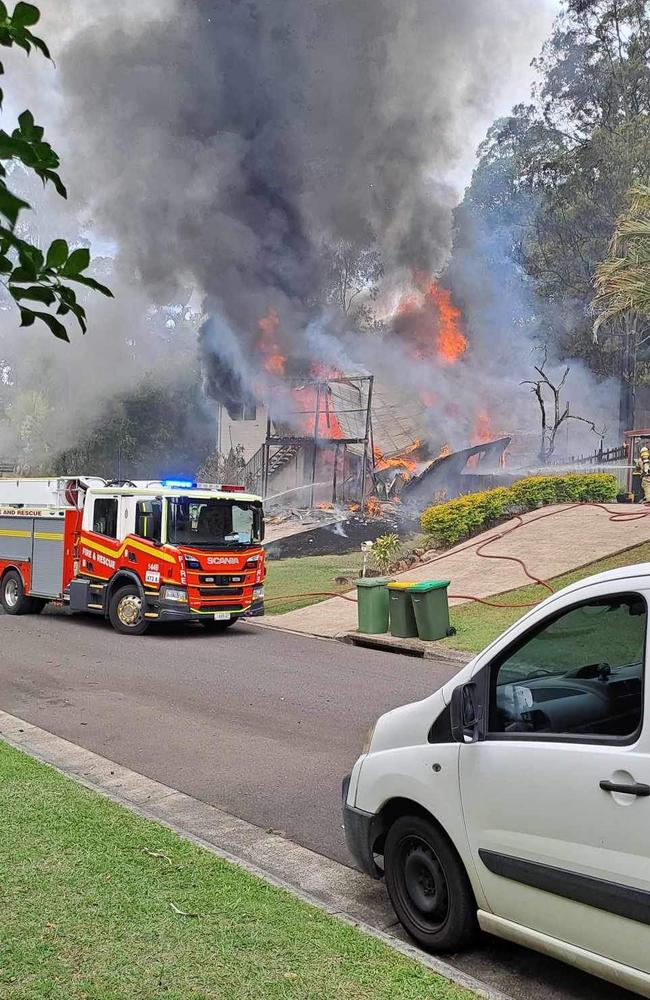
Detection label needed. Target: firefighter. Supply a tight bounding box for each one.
[634,445,650,502]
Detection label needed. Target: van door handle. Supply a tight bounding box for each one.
[599,779,650,797]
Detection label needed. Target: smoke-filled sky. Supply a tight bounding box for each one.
[2,0,596,466]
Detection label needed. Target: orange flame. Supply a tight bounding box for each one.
[310,361,344,380]
[395,276,467,365]
[472,410,494,445]
[257,308,285,376]
[468,411,500,468]
[436,443,451,459]
[365,496,382,517]
[424,280,467,365]
[373,439,422,479]
[472,412,508,467]
[292,385,344,439]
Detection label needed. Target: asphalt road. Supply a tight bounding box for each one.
[0,609,450,860]
[0,609,635,1000]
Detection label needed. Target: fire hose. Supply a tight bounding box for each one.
[263,502,650,612]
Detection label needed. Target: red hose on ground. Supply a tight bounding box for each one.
[264,591,359,604]
[265,502,650,612]
[446,502,650,609]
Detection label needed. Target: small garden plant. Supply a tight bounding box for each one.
[372,533,401,573]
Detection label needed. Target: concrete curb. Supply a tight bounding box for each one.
[246,618,338,642]
[0,709,511,1000]
[339,630,473,665]
[251,619,473,665]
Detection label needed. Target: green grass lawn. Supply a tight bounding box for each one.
[265,553,362,614]
[443,539,650,654]
[0,742,475,1000]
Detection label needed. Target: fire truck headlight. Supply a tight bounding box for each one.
[253,585,264,600]
[161,586,188,604]
[184,557,200,569]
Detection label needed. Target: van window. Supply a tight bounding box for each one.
[489,594,646,740]
[92,498,118,539]
[136,500,162,542]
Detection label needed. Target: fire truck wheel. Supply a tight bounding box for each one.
[108,585,150,635]
[201,617,238,631]
[1,569,40,615]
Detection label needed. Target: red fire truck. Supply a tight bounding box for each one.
[0,476,265,635]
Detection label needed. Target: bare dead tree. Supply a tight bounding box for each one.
[521,346,605,462]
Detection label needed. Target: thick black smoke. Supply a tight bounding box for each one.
[54,0,550,406]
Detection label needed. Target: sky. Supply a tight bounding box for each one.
[445,0,560,193]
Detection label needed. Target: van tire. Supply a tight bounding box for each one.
[108,584,149,635]
[1,569,42,615]
[384,814,477,952]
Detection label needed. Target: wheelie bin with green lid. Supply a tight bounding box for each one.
[410,580,452,641]
[355,577,393,634]
[387,582,419,638]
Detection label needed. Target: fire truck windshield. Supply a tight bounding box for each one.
[166,497,262,549]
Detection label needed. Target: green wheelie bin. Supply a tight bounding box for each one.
[410,580,452,641]
[355,577,393,634]
[387,582,419,638]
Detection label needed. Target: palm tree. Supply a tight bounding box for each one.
[593,183,650,431]
[593,183,650,335]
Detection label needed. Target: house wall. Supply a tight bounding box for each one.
[265,445,345,506]
[217,403,267,461]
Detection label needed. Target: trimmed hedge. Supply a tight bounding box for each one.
[420,473,619,548]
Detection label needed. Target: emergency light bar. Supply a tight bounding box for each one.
[220,484,247,492]
[161,479,196,489]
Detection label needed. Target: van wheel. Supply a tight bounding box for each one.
[108,585,149,635]
[1,570,41,615]
[384,815,477,952]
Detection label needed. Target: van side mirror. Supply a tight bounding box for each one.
[450,682,483,743]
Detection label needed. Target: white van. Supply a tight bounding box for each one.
[343,565,650,997]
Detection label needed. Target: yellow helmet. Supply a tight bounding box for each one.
[641,447,649,458]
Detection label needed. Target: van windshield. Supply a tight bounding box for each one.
[167,498,262,548]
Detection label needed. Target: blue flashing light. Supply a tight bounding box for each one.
[162,478,196,489]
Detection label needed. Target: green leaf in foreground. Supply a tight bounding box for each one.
[68,272,114,297]
[46,237,68,268]
[12,3,40,28]
[28,309,70,341]
[62,246,90,275]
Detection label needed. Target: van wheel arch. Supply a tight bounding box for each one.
[372,798,463,868]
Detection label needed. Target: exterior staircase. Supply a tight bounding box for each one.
[244,443,302,495]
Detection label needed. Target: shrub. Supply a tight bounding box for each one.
[372,533,401,573]
[420,473,618,548]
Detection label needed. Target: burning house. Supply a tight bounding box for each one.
[211,271,513,511]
